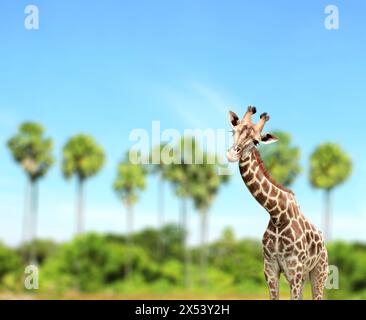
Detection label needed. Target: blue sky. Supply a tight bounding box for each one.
[0,0,365,246]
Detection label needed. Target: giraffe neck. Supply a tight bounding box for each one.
[239,147,299,226]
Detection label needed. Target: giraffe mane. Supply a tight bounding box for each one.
[252,148,295,195]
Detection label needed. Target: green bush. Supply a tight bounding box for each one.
[0,242,21,285]
[208,229,265,285]
[0,227,365,298]
[328,241,366,297]
[105,224,184,263]
[17,239,59,265]
[41,232,163,292]
[159,260,183,284]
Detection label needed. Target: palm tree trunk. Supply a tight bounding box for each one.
[181,197,191,288]
[200,210,208,285]
[157,174,165,257]
[76,177,85,234]
[30,180,39,264]
[323,189,332,242]
[125,203,134,277]
[22,178,31,244]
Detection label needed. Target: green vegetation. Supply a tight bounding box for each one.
[3,125,356,299]
[0,227,366,300]
[0,242,21,287]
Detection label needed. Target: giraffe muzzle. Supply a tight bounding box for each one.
[227,146,241,162]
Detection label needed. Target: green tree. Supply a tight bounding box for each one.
[260,131,302,187]
[7,122,54,261]
[309,143,352,241]
[191,153,230,285]
[0,242,21,288]
[113,153,146,276]
[62,134,105,234]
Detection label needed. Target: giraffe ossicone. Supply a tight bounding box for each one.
[227,106,328,300]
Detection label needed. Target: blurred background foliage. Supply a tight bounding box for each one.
[1,228,366,299]
[0,123,356,299]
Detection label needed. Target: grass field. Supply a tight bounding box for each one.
[0,293,285,300]
[0,280,315,300]
[0,292,304,300]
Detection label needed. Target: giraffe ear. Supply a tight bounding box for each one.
[228,111,240,128]
[261,133,278,144]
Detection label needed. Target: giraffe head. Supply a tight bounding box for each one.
[227,106,278,162]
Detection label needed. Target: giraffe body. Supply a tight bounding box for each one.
[240,148,328,300]
[226,106,328,300]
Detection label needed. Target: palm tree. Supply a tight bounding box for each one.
[7,122,54,262]
[113,153,146,276]
[191,153,230,285]
[148,143,169,255]
[260,131,302,187]
[166,136,199,287]
[309,143,352,241]
[62,134,105,234]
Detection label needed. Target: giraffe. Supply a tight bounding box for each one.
[226,106,328,300]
